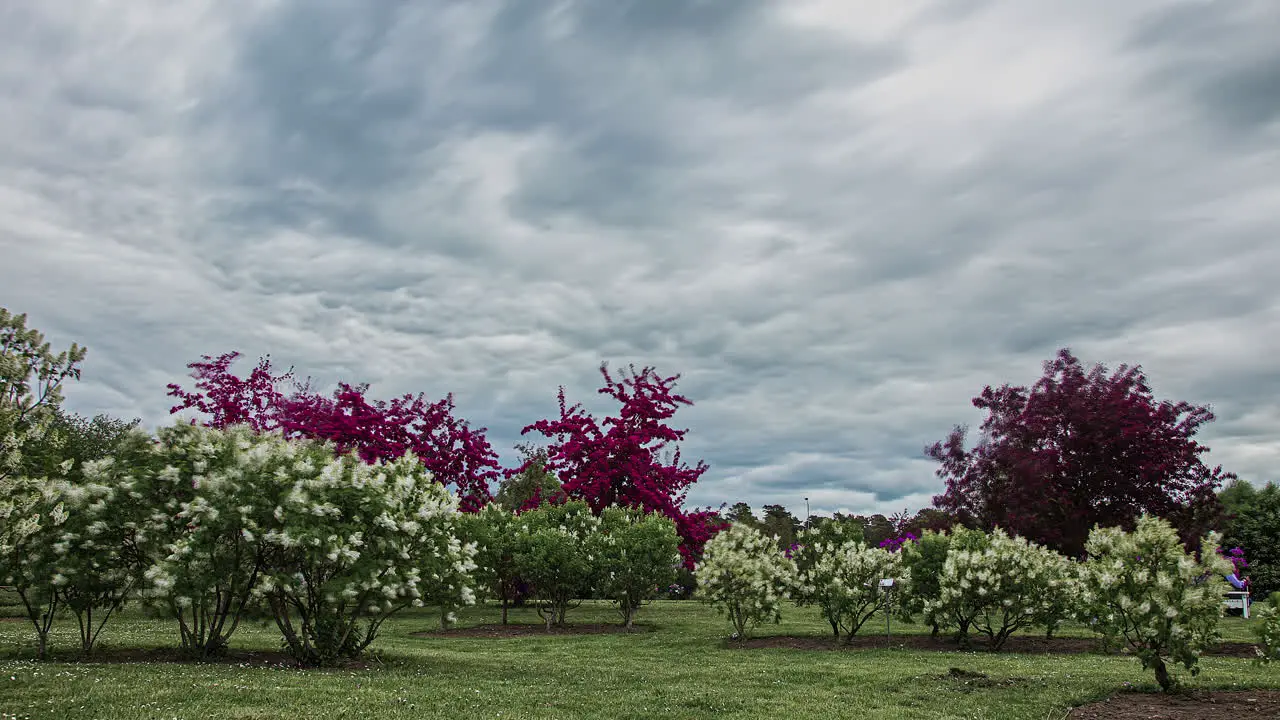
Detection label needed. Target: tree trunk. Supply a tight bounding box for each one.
[1153,657,1172,692]
[37,632,48,661]
[501,596,509,626]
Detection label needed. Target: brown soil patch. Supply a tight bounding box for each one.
[1068,690,1280,719]
[736,634,1260,658]
[413,623,654,639]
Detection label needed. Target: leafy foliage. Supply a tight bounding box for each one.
[592,506,681,627]
[929,348,1231,557]
[897,530,952,635]
[463,503,523,624]
[1218,481,1280,600]
[510,501,601,630]
[1253,592,1280,664]
[494,443,565,512]
[1078,515,1232,691]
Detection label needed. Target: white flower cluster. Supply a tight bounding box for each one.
[1079,515,1232,690]
[695,523,797,639]
[925,528,1075,648]
[798,540,905,641]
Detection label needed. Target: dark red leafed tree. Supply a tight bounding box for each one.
[167,352,500,510]
[520,363,726,567]
[927,348,1231,557]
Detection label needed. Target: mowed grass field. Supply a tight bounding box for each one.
[1,591,1275,720]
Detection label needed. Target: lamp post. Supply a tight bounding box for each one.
[804,497,810,530]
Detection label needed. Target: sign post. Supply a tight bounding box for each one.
[879,579,895,637]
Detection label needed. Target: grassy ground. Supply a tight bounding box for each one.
[0,595,1275,720]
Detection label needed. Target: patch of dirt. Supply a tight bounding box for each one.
[412,623,655,639]
[735,634,1260,657]
[1067,690,1280,719]
[937,667,1028,691]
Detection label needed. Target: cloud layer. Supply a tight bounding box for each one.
[3,0,1277,518]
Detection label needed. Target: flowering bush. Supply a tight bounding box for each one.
[255,441,476,666]
[118,423,280,657]
[926,528,1073,650]
[1254,592,1280,664]
[789,519,863,576]
[0,473,69,659]
[1078,515,1232,691]
[592,507,681,627]
[695,523,797,640]
[797,541,905,642]
[511,501,601,630]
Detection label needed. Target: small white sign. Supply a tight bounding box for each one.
[879,578,895,587]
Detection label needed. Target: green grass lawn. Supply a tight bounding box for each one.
[0,596,1274,720]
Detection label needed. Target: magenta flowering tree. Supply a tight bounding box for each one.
[928,348,1231,558]
[520,363,725,567]
[167,352,500,510]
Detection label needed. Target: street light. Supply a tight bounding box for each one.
[804,497,810,529]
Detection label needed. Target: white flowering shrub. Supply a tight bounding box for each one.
[8,429,154,657]
[127,423,289,657]
[927,528,1073,650]
[1078,515,1232,692]
[257,440,476,666]
[591,506,682,628]
[511,500,601,630]
[695,523,797,640]
[1254,592,1280,664]
[0,473,70,659]
[797,541,905,643]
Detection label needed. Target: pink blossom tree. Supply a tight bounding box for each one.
[167,352,499,510]
[520,363,725,566]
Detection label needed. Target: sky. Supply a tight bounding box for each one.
[2,0,1278,520]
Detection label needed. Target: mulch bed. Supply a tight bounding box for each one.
[412,623,655,639]
[1067,690,1280,719]
[735,634,1261,658]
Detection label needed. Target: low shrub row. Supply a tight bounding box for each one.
[0,423,682,666]
[694,516,1276,691]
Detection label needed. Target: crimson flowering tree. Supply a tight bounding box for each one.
[928,348,1231,558]
[167,352,500,510]
[520,363,725,567]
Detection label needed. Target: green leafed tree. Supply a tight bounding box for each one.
[495,443,566,511]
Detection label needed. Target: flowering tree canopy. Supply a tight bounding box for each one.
[167,351,501,510]
[521,363,723,567]
[928,348,1231,557]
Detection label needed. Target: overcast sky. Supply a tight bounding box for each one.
[2,0,1277,519]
